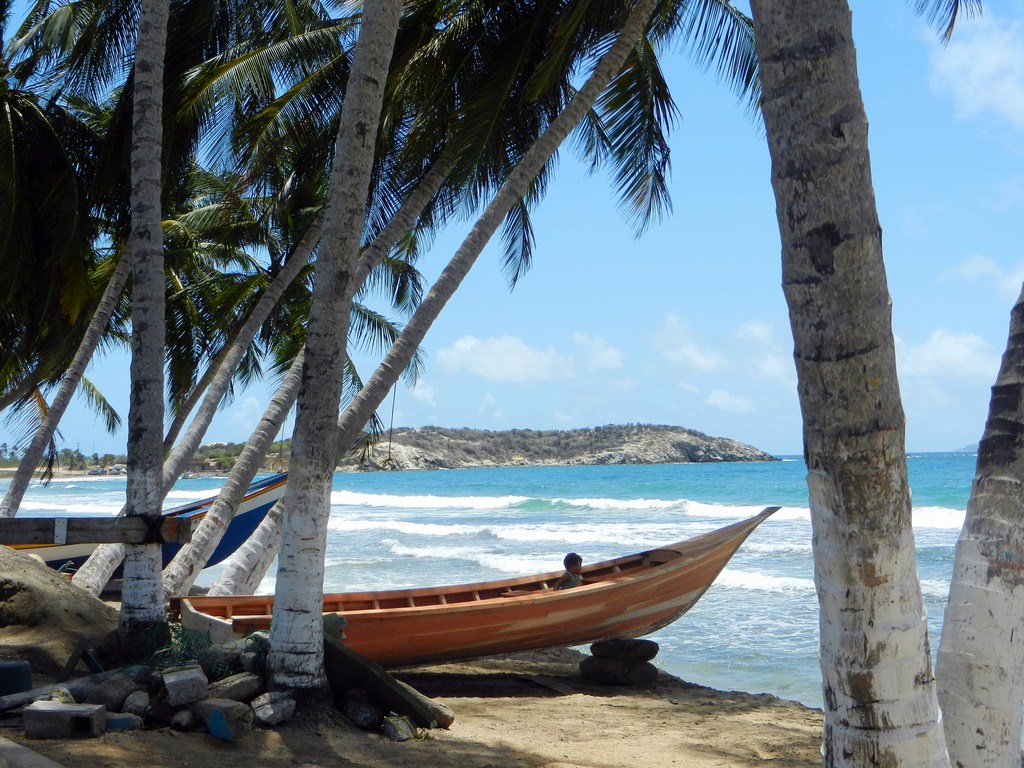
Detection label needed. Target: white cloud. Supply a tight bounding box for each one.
[897,329,1000,382]
[734,321,774,344]
[572,332,624,371]
[929,13,1024,130]
[229,396,263,432]
[705,389,756,414]
[409,380,436,406]
[734,321,796,387]
[947,253,1024,301]
[437,335,573,383]
[477,393,499,418]
[656,314,725,373]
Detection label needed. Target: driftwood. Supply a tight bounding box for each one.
[0,665,151,712]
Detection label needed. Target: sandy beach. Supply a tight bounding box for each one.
[5,650,824,768]
[0,544,824,768]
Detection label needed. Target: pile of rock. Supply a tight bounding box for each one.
[18,662,294,742]
[579,638,660,686]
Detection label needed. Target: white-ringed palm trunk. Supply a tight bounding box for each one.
[749,1,948,765]
[0,255,132,518]
[936,284,1024,767]
[120,0,171,642]
[161,351,303,596]
[208,500,285,596]
[267,0,403,691]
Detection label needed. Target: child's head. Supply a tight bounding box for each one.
[563,552,582,572]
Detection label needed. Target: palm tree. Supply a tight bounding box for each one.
[119,0,170,646]
[936,298,1024,764]
[265,0,405,692]
[748,0,980,763]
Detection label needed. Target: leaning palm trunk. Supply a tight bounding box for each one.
[197,156,454,596]
[267,0,404,691]
[73,217,323,595]
[120,0,171,642]
[224,0,666,605]
[208,498,285,596]
[936,285,1024,766]
[161,351,303,597]
[0,255,132,518]
[333,0,664,457]
[749,1,948,764]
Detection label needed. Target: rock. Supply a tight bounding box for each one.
[85,672,143,711]
[104,711,144,731]
[579,656,659,687]
[380,714,418,742]
[340,690,384,731]
[170,709,194,731]
[40,687,76,704]
[251,691,295,726]
[122,690,150,717]
[162,665,208,706]
[239,651,260,673]
[590,638,659,663]
[193,698,254,741]
[23,701,106,738]
[206,672,263,703]
[0,547,120,679]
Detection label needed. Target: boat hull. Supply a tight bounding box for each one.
[176,506,778,666]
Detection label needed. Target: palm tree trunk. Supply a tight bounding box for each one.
[749,1,948,764]
[161,351,303,596]
[333,0,662,455]
[936,285,1024,766]
[120,0,171,646]
[267,0,404,691]
[0,255,131,518]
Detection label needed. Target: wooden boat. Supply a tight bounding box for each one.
[173,505,779,666]
[15,472,287,572]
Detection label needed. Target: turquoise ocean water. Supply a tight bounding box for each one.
[3,451,975,709]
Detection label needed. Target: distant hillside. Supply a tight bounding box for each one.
[337,424,777,471]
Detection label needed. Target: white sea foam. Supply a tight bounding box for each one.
[912,506,966,530]
[17,499,122,515]
[554,497,679,511]
[331,490,527,510]
[715,568,817,594]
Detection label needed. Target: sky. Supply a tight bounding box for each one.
[9,2,1024,459]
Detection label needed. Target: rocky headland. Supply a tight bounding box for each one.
[338,424,776,471]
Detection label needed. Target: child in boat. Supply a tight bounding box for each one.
[556,552,583,590]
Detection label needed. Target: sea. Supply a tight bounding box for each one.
[2,451,975,710]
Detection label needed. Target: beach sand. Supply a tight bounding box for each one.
[5,649,824,768]
[0,529,824,768]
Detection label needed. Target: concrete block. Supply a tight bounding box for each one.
[162,665,208,706]
[23,701,106,739]
[193,698,253,741]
